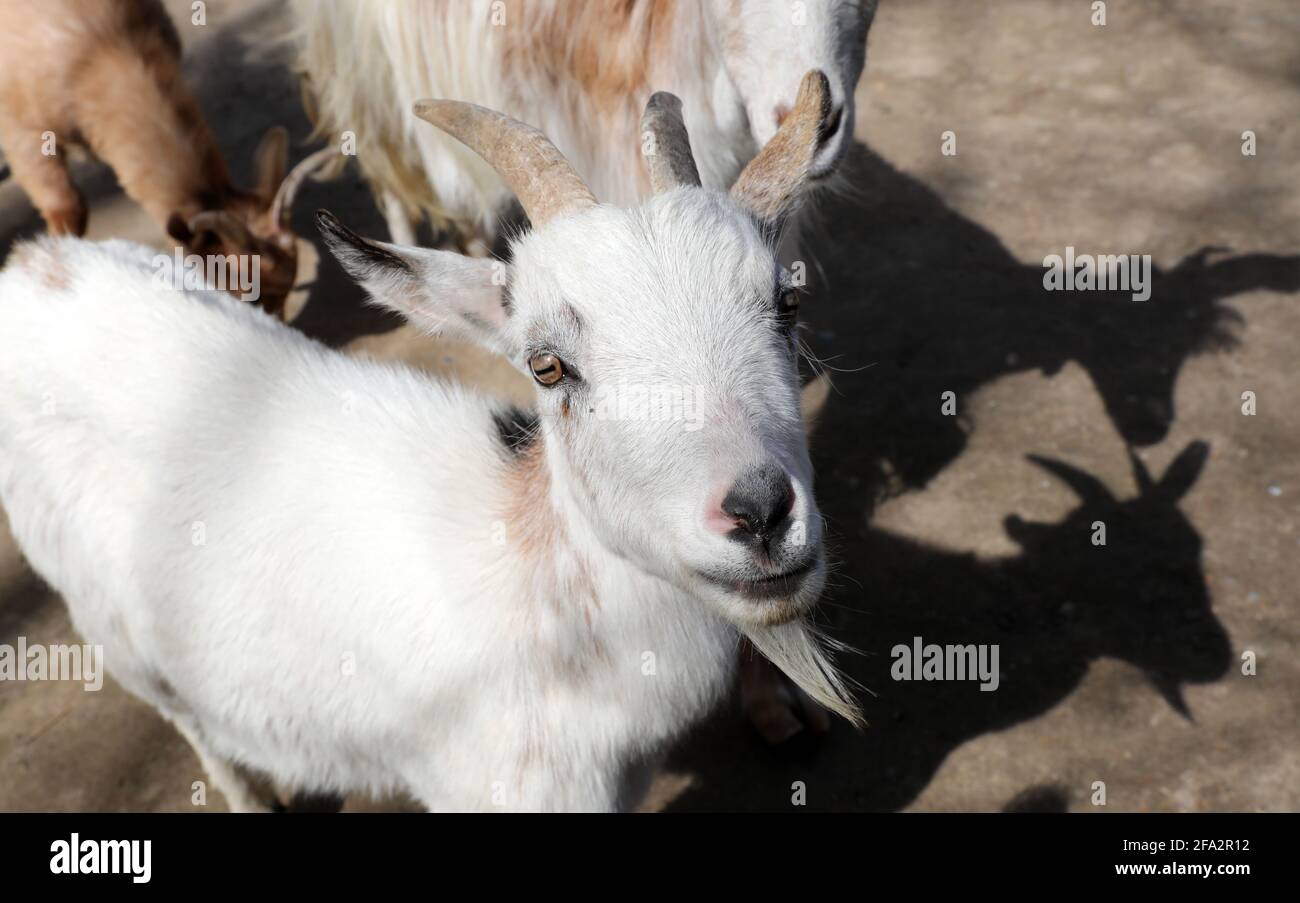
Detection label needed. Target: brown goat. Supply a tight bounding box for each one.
[0,0,326,315]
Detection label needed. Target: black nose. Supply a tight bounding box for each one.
[722,464,796,541]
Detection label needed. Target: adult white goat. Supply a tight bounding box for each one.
[0,73,859,811]
[292,0,877,248]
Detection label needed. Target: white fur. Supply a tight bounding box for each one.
[291,0,875,242]
[0,180,857,811]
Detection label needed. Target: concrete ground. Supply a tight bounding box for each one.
[0,0,1296,812]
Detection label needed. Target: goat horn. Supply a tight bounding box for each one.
[270,146,338,230]
[188,211,252,247]
[640,92,701,194]
[413,100,596,227]
[730,70,833,228]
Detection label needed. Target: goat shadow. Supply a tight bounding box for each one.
[663,143,1293,811]
[802,145,1300,489]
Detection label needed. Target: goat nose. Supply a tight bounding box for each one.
[721,464,795,540]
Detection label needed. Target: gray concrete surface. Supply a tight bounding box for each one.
[0,0,1296,812]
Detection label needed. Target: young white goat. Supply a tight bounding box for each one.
[0,73,859,812]
[292,0,876,248]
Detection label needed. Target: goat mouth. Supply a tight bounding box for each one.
[697,558,818,600]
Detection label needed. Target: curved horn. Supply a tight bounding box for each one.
[270,146,338,230]
[413,100,596,227]
[1026,455,1114,505]
[188,211,252,247]
[640,92,701,194]
[731,70,833,227]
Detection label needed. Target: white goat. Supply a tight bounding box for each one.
[301,0,877,742]
[292,0,876,248]
[0,74,859,812]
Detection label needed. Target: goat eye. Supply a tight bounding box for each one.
[529,352,565,386]
[779,289,801,316]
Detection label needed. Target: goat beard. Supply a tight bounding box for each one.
[742,619,865,728]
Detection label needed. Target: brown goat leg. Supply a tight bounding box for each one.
[73,45,230,228]
[0,125,86,236]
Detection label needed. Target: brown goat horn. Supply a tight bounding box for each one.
[270,146,338,230]
[730,70,832,228]
[640,92,701,194]
[412,99,596,227]
[188,211,252,247]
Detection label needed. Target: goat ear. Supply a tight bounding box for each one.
[254,127,290,202]
[1155,440,1209,502]
[316,210,510,349]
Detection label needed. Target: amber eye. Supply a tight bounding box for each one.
[529,352,565,386]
